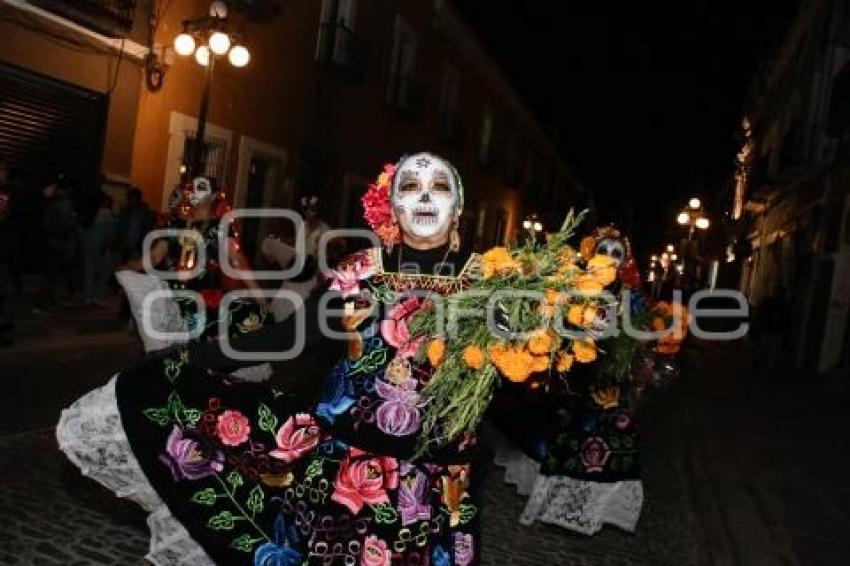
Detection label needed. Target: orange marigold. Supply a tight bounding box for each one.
[572,338,597,364]
[427,339,446,367]
[488,343,535,383]
[528,329,557,355]
[531,355,550,373]
[462,345,486,370]
[555,351,574,373]
[481,247,518,279]
[576,275,604,295]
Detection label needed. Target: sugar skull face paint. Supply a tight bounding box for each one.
[390,153,461,242]
[595,237,627,267]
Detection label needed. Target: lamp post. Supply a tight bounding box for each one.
[173,1,251,179]
[675,197,710,290]
[522,215,544,244]
[676,197,710,240]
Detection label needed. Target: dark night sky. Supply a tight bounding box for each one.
[456,0,800,257]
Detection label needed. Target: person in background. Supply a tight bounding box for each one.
[35,174,78,313]
[80,190,116,307]
[114,187,155,257]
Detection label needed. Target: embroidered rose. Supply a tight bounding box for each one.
[269,413,321,463]
[398,463,431,525]
[453,532,475,566]
[580,436,611,473]
[375,379,421,437]
[380,297,426,359]
[615,413,632,430]
[331,447,399,515]
[216,410,251,446]
[160,425,224,481]
[328,251,374,298]
[360,535,391,566]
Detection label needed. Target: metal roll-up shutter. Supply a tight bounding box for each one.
[0,61,106,194]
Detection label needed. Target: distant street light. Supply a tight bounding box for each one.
[689,197,701,210]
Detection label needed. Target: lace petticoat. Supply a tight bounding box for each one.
[56,375,214,565]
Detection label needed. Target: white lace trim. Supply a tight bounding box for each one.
[483,422,643,535]
[56,375,214,565]
[519,475,644,535]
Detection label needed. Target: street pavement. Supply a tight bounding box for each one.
[0,292,848,565]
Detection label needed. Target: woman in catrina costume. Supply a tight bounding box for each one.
[57,153,485,565]
[487,225,680,535]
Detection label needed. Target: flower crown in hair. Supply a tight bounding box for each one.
[361,163,401,248]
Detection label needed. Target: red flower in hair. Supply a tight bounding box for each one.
[362,163,400,247]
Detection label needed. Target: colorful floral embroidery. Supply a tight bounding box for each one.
[217,410,251,447]
[331,448,399,515]
[160,425,224,480]
[269,414,321,463]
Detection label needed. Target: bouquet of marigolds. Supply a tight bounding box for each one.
[409,210,688,455]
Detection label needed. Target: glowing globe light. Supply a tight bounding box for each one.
[208,31,231,55]
[174,33,196,56]
[228,45,251,67]
[695,217,710,230]
[689,197,701,209]
[533,221,543,232]
[677,212,690,225]
[523,220,531,229]
[194,45,210,67]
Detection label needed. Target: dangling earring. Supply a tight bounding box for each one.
[449,219,461,252]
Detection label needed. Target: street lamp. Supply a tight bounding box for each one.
[522,215,543,243]
[172,2,252,179]
[676,197,710,239]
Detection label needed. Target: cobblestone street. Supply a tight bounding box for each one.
[0,298,848,565]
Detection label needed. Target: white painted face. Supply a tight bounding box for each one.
[595,237,627,267]
[391,153,460,241]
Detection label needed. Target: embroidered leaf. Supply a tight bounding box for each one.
[271,388,284,399]
[608,436,621,450]
[164,359,183,383]
[208,511,236,530]
[229,533,257,553]
[142,407,171,426]
[182,408,203,427]
[305,459,323,479]
[247,485,264,515]
[167,391,185,418]
[369,503,399,524]
[227,471,244,490]
[258,403,278,435]
[191,488,218,506]
[459,503,477,524]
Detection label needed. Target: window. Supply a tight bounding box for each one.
[316,0,366,77]
[386,15,418,107]
[478,112,493,165]
[438,64,460,140]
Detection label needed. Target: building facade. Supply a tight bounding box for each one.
[729,0,850,372]
[0,0,582,253]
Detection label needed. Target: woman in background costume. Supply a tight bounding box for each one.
[489,226,684,535]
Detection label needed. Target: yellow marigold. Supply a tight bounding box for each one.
[555,351,574,373]
[462,345,486,370]
[528,329,557,355]
[572,338,597,364]
[591,386,620,409]
[427,339,446,367]
[580,236,597,260]
[481,247,517,279]
[586,254,618,287]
